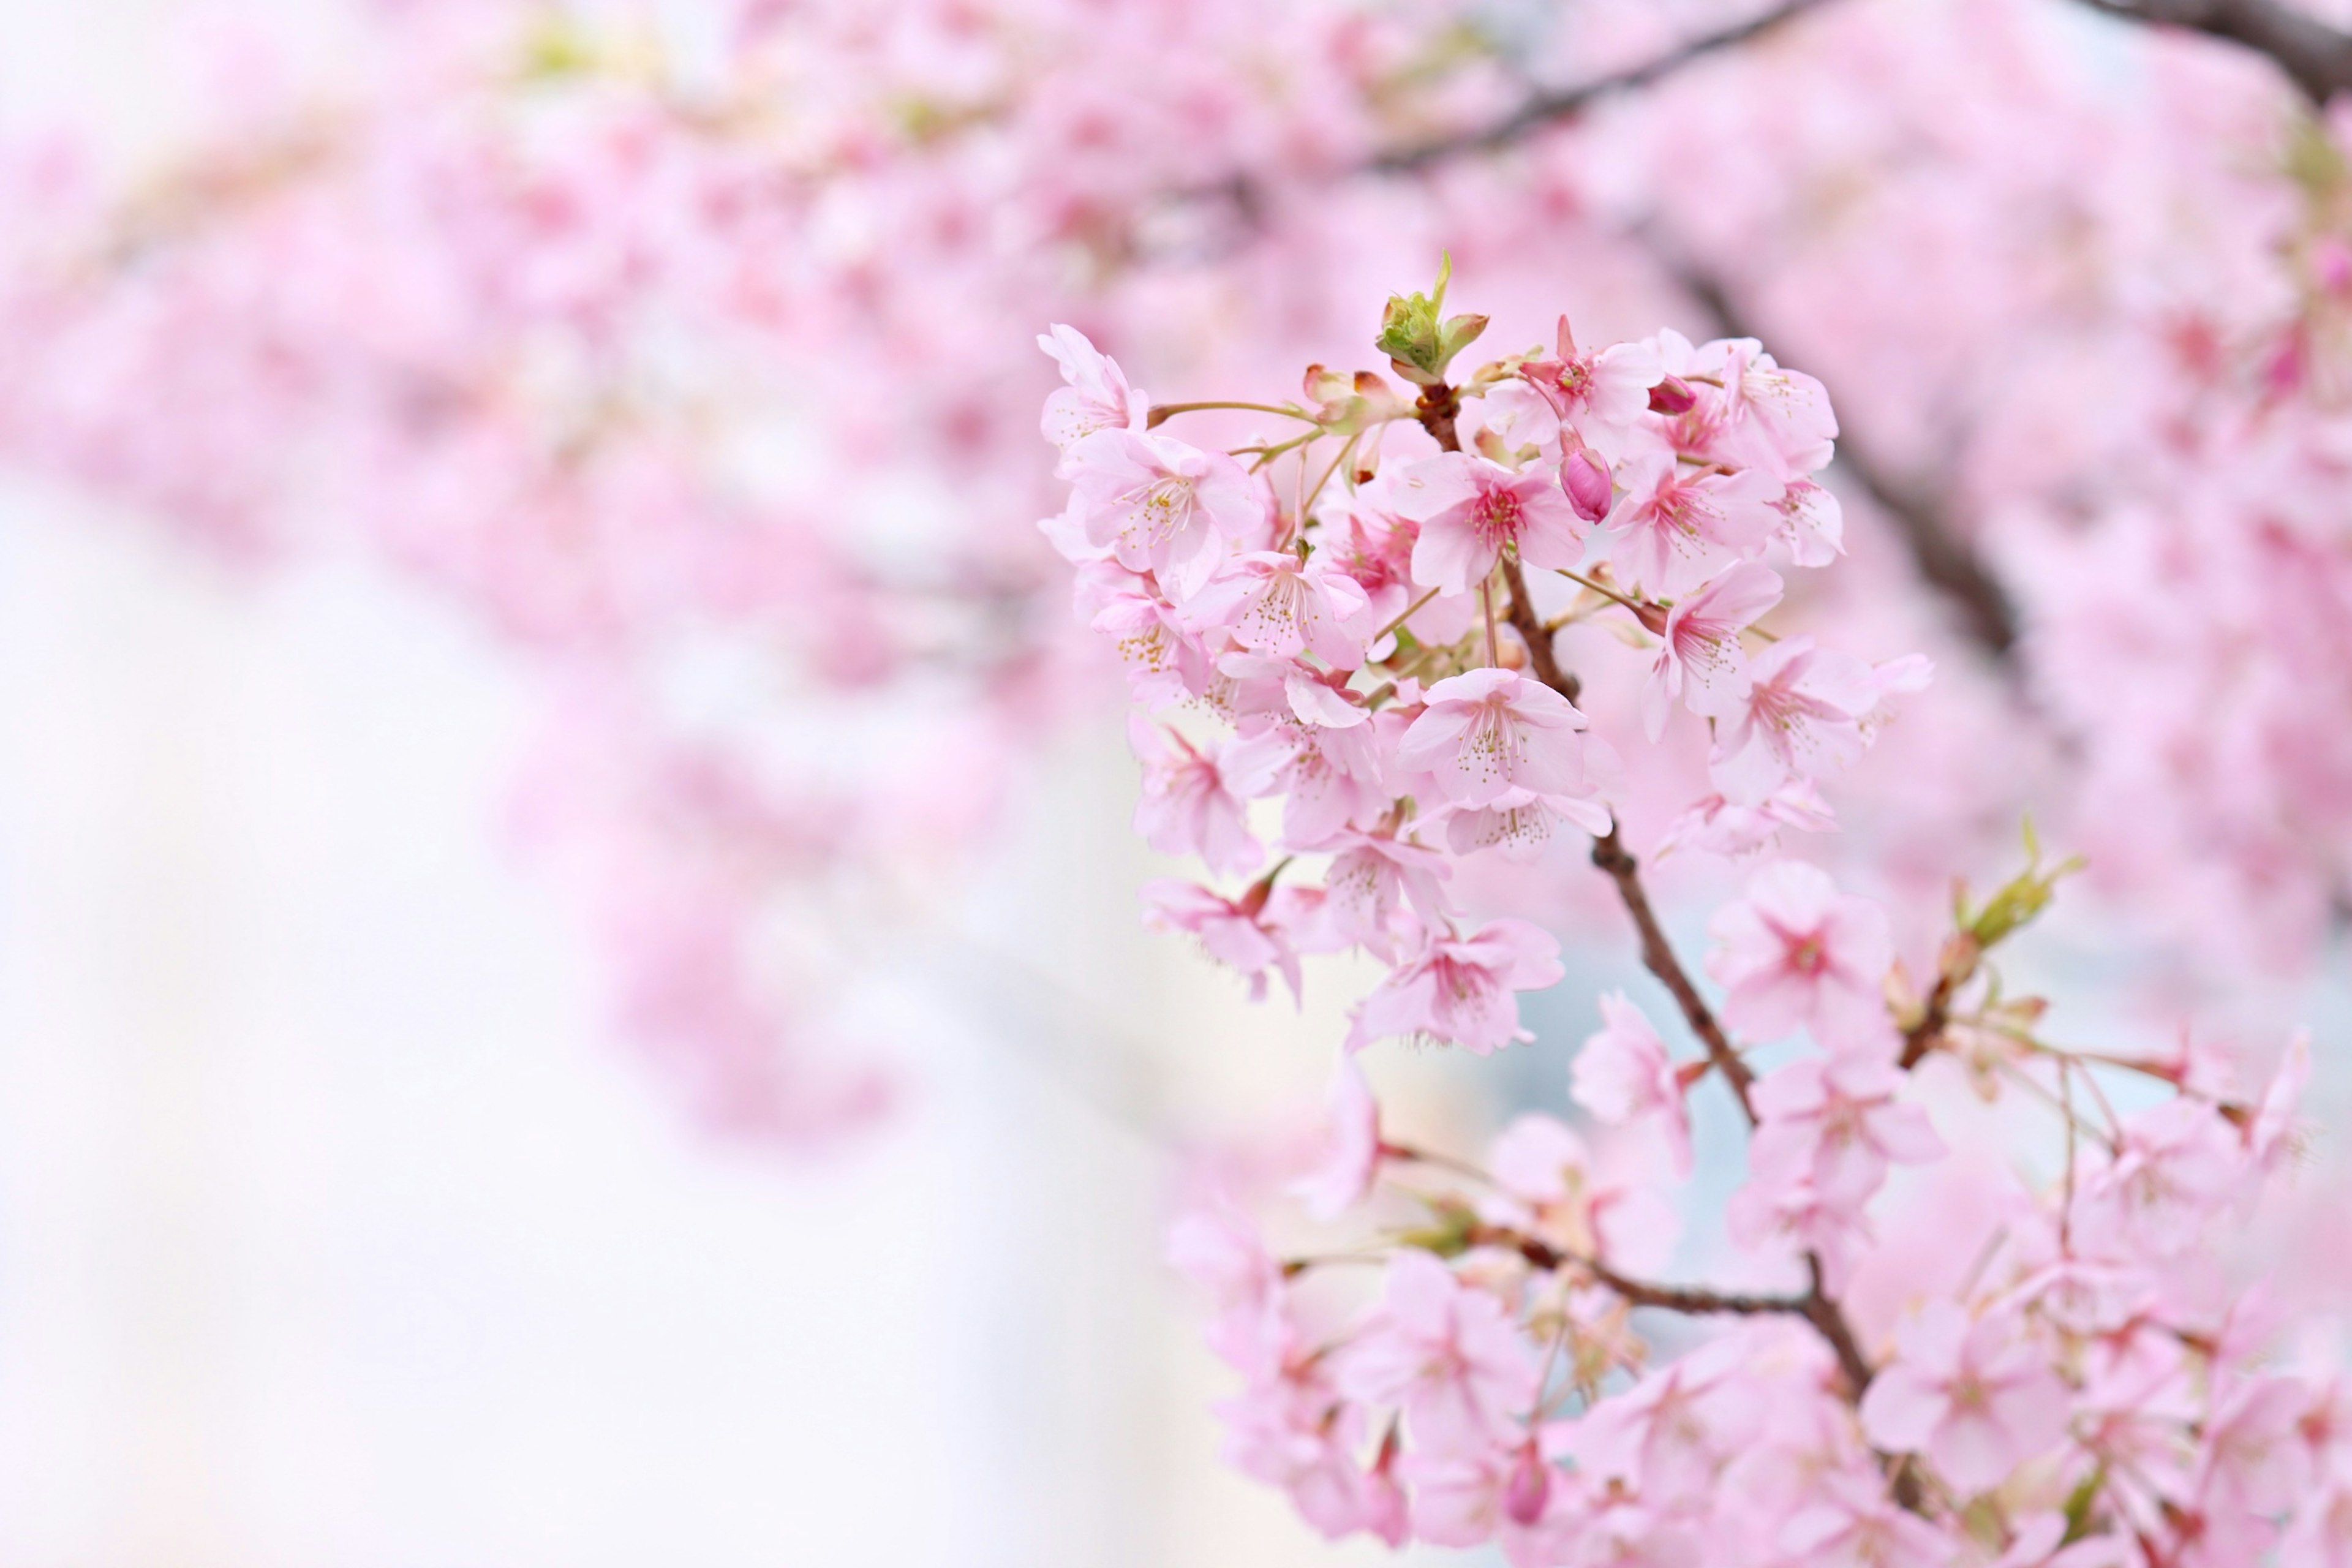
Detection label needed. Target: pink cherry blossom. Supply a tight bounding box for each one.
[1197,549,1373,668]
[1706,635,1888,806]
[1321,829,1453,958]
[1393,666,1602,811]
[1390,451,1589,596]
[1338,1248,1537,1457]
[1572,991,1695,1178]
[1520,317,1665,459]
[1706,860,1897,1052]
[1746,1054,1947,1213]
[1777,1475,1958,1568]
[1860,1302,2071,1495]
[1654,779,1839,861]
[1291,1057,1382,1220]
[1482,1112,1680,1276]
[1642,559,1784,741]
[1344,917,1562,1056]
[1065,426,1268,600]
[1037,323,1146,454]
[1142,878,1327,1005]
[1560,1332,1768,1507]
[1600,452,1783,597]
[1128,715,1291,878]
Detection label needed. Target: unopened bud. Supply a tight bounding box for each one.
[1561,447,1613,522]
[1504,1445,1551,1526]
[1648,375,1697,415]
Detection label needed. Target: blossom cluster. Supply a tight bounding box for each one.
[1048,281,2334,1566]
[8,0,2352,1140]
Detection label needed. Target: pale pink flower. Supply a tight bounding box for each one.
[1167,1202,1284,1375]
[1395,667,1600,810]
[1521,317,1665,458]
[1438,785,1615,858]
[2077,1098,2244,1258]
[2199,1376,2316,1518]
[1193,549,1373,668]
[1392,451,1589,595]
[1482,1112,1679,1276]
[1746,1054,1947,1213]
[1860,1302,2070,1495]
[1600,452,1782,597]
[1337,1248,1538,1457]
[1322,829,1453,959]
[1065,426,1268,599]
[1559,1333,1768,1506]
[1217,1368,1370,1540]
[1654,779,1838,861]
[1129,715,1291,876]
[1142,878,1323,1005]
[1706,337,1841,478]
[1642,559,1784,740]
[1038,322,1145,454]
[1291,1057,1382,1220]
[1344,916,1563,1056]
[1706,861,1897,1053]
[1572,991,1695,1178]
[1707,635,1885,805]
[1778,1474,1957,1568]
[1772,477,1845,565]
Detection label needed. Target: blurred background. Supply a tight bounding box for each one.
[7,1,2352,1564]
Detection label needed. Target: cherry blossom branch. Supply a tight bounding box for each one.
[2067,0,2352,105]
[1415,387,1761,1124]
[1500,556,1577,699]
[1476,1224,1879,1398]
[1588,831,1761,1123]
[1368,0,1847,173]
[1471,1224,1809,1316]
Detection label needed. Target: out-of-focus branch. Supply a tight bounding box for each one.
[1663,252,2022,661]
[2068,0,2352,105]
[1368,0,1845,172]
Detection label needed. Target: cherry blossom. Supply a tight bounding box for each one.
[1706,860,1898,1053]
[1337,1249,1537,1457]
[1128,715,1291,878]
[1642,559,1784,741]
[1344,918,1563,1056]
[1859,1302,2071,1495]
[1065,427,1268,599]
[1706,636,1890,807]
[1390,451,1589,597]
[1599,452,1783,597]
[1394,668,1605,812]
[1037,323,1146,453]
[1571,991,1695,1178]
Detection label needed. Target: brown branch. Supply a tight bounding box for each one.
[1370,0,1845,173]
[1662,251,2021,661]
[2068,0,2352,105]
[1499,556,1575,700]
[1474,1226,1809,1314]
[1412,384,1757,1123]
[1589,831,1760,1121]
[1411,377,1883,1419]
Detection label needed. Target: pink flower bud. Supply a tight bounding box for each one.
[1561,446,1613,522]
[1503,1443,1551,1526]
[1648,375,1697,415]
